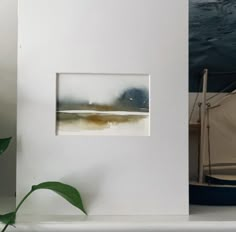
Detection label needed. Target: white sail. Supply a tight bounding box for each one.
[204,91,236,170]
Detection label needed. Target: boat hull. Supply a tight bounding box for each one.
[190,182,236,205]
[205,175,236,185]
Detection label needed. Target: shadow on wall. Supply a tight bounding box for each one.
[0,0,17,197]
[61,165,107,213]
[0,81,17,197]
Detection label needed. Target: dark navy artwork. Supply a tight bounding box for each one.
[190,0,236,92]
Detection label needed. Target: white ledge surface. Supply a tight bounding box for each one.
[1,198,236,231]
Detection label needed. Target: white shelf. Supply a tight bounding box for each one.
[1,198,236,231]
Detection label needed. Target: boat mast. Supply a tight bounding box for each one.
[199,69,208,183]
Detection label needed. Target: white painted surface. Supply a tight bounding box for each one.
[2,198,236,232]
[0,0,17,197]
[17,0,188,215]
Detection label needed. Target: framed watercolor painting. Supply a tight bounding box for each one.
[17,0,188,216]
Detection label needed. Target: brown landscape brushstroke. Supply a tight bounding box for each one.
[57,112,148,130]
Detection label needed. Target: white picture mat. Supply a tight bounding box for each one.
[17,0,188,215]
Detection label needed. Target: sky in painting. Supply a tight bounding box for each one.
[57,73,149,105]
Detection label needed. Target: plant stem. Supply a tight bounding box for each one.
[1,190,34,232]
[1,223,9,232]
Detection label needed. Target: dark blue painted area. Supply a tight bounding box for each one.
[116,88,149,111]
[190,0,236,92]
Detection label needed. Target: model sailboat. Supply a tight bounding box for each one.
[190,69,236,205]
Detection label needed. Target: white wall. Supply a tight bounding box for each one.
[0,0,17,196]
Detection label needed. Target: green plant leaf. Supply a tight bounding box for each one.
[0,138,11,156]
[0,182,86,232]
[31,182,87,215]
[0,212,15,225]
